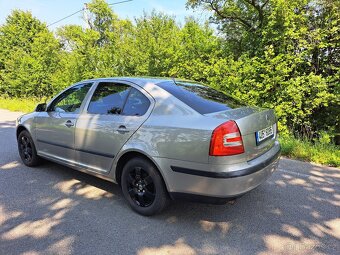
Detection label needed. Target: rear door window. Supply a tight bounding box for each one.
[122,88,150,116]
[157,81,244,114]
[88,82,130,114]
[87,82,150,116]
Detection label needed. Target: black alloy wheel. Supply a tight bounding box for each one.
[126,166,156,207]
[121,157,169,216]
[18,130,41,167]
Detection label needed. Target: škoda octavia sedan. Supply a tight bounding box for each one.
[17,77,280,215]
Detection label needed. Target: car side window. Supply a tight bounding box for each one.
[49,83,92,113]
[88,82,130,114]
[122,88,150,116]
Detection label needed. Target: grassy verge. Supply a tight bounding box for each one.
[0,97,41,113]
[279,135,340,167]
[0,97,339,167]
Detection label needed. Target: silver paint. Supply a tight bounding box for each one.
[16,77,280,198]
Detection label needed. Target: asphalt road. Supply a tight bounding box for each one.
[0,109,339,255]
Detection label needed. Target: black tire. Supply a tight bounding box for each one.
[17,130,41,167]
[121,157,169,216]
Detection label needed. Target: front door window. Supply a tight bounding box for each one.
[49,83,92,113]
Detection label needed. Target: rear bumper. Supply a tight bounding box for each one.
[171,148,280,179]
[154,141,280,202]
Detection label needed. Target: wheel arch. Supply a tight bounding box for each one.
[114,150,170,193]
[16,125,29,139]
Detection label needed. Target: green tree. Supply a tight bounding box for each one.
[188,0,339,139]
[130,11,180,76]
[187,0,272,57]
[55,0,135,86]
[0,0,337,141]
[0,10,61,98]
[169,18,223,81]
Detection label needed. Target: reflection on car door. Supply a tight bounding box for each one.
[75,82,152,173]
[35,83,92,162]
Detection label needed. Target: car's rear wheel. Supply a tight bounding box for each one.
[18,130,41,167]
[121,157,169,216]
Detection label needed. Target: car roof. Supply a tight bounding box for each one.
[79,77,175,88]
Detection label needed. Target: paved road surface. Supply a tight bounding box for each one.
[0,109,339,255]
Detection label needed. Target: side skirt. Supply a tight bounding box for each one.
[38,153,116,184]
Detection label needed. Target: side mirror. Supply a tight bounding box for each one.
[35,103,47,112]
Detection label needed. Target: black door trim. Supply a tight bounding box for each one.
[37,139,114,158]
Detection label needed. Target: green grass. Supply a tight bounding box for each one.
[0,97,41,113]
[279,135,340,167]
[0,97,339,167]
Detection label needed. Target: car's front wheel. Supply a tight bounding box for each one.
[121,157,169,216]
[18,130,41,167]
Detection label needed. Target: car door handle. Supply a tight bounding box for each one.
[117,125,130,134]
[65,120,74,128]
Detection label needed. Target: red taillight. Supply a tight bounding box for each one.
[209,120,244,156]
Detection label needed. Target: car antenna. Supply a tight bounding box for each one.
[171,76,177,84]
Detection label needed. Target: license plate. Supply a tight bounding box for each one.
[256,125,274,144]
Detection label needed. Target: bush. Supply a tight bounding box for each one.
[279,135,340,167]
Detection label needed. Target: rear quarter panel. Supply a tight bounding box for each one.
[129,116,213,162]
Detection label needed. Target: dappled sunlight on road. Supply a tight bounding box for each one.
[287,177,312,187]
[320,218,340,239]
[0,111,125,254]
[53,179,114,200]
[282,224,303,238]
[3,215,62,240]
[199,220,232,236]
[0,206,23,226]
[0,155,338,254]
[1,198,76,241]
[134,160,339,255]
[260,234,320,255]
[138,238,197,255]
[46,236,75,255]
[0,161,20,170]
[0,199,76,255]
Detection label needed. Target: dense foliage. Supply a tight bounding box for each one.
[0,0,338,143]
[187,0,339,139]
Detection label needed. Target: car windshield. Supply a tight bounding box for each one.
[157,81,244,114]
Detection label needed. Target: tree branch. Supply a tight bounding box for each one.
[209,1,254,31]
[243,0,267,28]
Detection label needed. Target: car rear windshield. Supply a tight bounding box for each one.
[157,81,244,114]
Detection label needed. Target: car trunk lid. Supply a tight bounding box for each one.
[205,107,278,161]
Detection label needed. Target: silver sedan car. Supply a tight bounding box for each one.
[16,77,280,215]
